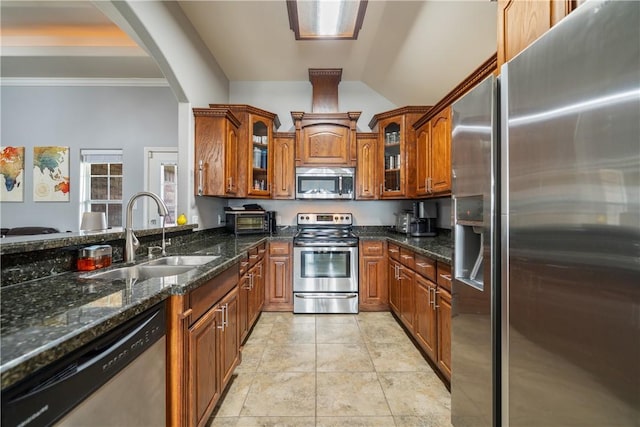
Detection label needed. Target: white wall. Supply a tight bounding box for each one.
[229,80,396,131]
[109,1,231,230]
[0,84,178,231]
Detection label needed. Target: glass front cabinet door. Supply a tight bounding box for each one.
[382,121,402,195]
[248,118,270,197]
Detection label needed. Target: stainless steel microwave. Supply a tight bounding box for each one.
[295,167,355,200]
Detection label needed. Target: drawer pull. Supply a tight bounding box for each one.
[401,255,413,259]
[416,262,431,268]
[389,249,399,253]
[180,308,193,319]
[440,274,452,281]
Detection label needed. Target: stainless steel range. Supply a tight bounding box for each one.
[293,213,359,314]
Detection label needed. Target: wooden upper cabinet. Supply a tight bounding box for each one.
[412,107,450,197]
[194,107,241,197]
[292,111,360,167]
[498,0,578,69]
[415,122,431,197]
[356,133,377,200]
[272,132,295,199]
[430,106,451,195]
[225,105,280,198]
[369,107,431,199]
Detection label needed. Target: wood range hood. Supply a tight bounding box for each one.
[291,68,361,167]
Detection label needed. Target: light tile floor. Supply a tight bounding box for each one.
[208,312,452,427]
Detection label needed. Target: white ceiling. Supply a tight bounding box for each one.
[0,0,497,106]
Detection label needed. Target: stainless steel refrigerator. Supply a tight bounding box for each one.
[451,1,640,426]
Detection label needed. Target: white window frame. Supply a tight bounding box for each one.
[79,149,123,229]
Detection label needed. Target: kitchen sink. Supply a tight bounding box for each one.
[84,264,196,281]
[142,255,220,266]
[83,255,220,282]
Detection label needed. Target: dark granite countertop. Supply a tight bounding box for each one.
[0,226,450,390]
[0,224,198,255]
[354,227,452,264]
[0,232,270,389]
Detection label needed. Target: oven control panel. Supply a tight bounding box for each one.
[297,213,352,225]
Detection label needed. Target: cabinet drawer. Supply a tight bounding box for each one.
[256,242,267,258]
[399,247,415,270]
[189,263,239,323]
[415,254,436,281]
[239,255,249,276]
[437,262,452,292]
[269,241,290,255]
[388,243,400,261]
[361,240,384,256]
[248,242,266,266]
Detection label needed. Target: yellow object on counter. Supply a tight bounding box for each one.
[177,214,187,225]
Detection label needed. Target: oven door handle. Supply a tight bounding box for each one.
[295,294,358,299]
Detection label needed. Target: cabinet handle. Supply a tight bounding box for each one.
[180,308,193,320]
[397,265,403,280]
[241,261,249,267]
[440,274,452,281]
[380,184,383,195]
[427,177,432,193]
[416,262,431,268]
[249,272,254,290]
[198,160,204,196]
[216,305,226,330]
[256,263,263,279]
[224,303,229,327]
[432,288,440,310]
[389,248,399,253]
[401,254,412,260]
[227,176,233,191]
[427,285,431,306]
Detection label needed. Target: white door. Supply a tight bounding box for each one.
[145,148,178,227]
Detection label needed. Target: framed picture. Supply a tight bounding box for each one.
[0,146,25,202]
[33,146,70,202]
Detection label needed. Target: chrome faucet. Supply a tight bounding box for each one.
[124,191,169,262]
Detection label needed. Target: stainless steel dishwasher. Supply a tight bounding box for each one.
[1,303,166,426]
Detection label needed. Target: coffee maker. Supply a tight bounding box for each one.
[410,201,438,237]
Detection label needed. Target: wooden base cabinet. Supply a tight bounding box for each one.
[359,240,387,310]
[436,287,452,381]
[239,243,266,343]
[187,287,238,427]
[415,275,438,362]
[168,264,240,427]
[387,242,452,383]
[264,241,293,311]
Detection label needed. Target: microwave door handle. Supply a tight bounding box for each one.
[338,176,343,196]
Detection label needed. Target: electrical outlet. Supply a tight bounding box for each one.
[217,214,223,225]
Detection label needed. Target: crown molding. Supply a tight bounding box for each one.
[0,77,169,87]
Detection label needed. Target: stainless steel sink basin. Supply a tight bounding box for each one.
[84,264,195,281]
[142,255,220,266]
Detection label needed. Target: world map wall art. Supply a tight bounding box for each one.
[0,146,25,202]
[33,146,70,202]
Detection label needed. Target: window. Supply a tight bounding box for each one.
[160,163,177,226]
[80,149,123,228]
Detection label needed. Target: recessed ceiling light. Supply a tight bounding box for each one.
[287,0,368,40]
